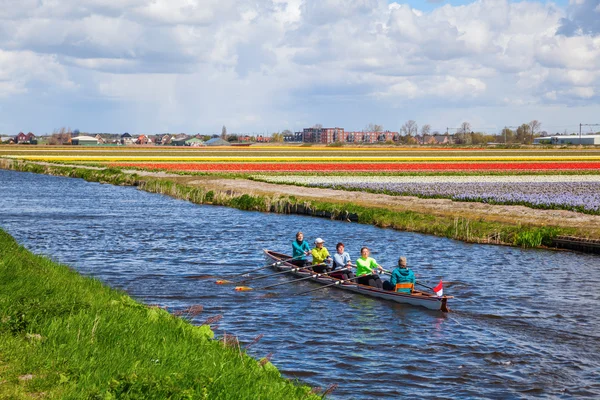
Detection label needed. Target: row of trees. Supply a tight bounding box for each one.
[222,120,548,144]
[499,121,542,144]
[48,127,78,145]
[396,120,545,144]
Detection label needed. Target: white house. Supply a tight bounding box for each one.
[71,135,100,145]
[534,135,600,145]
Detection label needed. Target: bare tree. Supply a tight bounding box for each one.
[516,123,531,144]
[48,127,72,145]
[365,123,383,132]
[420,124,431,136]
[529,120,541,143]
[454,122,472,144]
[313,123,323,129]
[529,120,541,134]
[401,120,418,136]
[459,121,471,134]
[221,126,227,140]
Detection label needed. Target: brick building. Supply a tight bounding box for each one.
[15,132,36,144]
[302,127,345,144]
[299,127,400,144]
[284,132,304,142]
[336,130,399,144]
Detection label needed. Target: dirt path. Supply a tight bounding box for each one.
[12,161,600,235]
[190,178,600,233]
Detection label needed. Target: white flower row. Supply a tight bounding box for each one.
[253,174,600,185]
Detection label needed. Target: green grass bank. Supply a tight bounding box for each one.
[0,229,320,399]
[0,160,584,248]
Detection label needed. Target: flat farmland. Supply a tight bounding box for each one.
[2,145,600,241]
[2,146,600,173]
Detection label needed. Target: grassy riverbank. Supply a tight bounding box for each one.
[2,159,588,248]
[0,229,319,399]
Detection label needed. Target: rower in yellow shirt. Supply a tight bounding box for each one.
[311,238,332,273]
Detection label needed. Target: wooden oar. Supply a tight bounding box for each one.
[415,282,436,291]
[224,263,325,287]
[185,274,216,280]
[294,275,364,296]
[235,267,353,291]
[215,255,304,284]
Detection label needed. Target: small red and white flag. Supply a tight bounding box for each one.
[432,280,443,297]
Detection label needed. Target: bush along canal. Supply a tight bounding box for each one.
[0,159,591,250]
[0,229,320,399]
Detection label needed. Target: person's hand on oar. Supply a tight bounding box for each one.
[235,266,353,292]
[232,263,326,290]
[215,255,303,284]
[294,274,362,296]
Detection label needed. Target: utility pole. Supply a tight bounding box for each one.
[580,123,600,143]
[446,127,460,144]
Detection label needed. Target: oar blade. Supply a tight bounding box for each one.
[258,292,279,299]
[215,279,233,285]
[185,275,214,280]
[234,286,253,292]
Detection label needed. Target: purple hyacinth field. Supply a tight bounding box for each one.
[254,175,600,214]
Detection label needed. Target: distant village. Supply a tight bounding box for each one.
[1,131,259,147]
[1,128,454,146]
[2,124,600,146]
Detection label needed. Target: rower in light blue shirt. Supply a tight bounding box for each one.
[330,242,355,281]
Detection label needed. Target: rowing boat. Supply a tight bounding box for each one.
[264,250,452,312]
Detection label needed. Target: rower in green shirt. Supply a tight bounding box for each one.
[311,238,332,273]
[355,247,384,289]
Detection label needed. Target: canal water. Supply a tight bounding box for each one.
[1,169,599,399]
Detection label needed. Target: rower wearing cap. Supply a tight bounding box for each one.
[311,238,332,273]
[383,257,416,293]
[355,247,384,289]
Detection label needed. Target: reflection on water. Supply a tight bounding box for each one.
[1,169,599,399]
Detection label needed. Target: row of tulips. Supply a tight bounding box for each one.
[253,174,600,184]
[109,162,600,172]
[11,155,600,162]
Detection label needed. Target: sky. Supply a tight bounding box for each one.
[1,0,599,135]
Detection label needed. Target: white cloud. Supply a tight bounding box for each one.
[569,86,595,98]
[0,0,599,133]
[0,49,74,97]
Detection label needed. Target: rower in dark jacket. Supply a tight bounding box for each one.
[383,257,416,293]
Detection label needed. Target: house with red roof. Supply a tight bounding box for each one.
[15,132,36,144]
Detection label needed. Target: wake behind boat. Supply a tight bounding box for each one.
[263,250,452,312]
